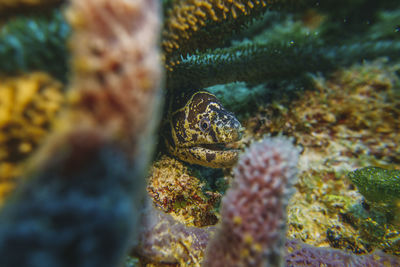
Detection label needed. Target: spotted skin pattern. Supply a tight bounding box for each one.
[164,91,242,168]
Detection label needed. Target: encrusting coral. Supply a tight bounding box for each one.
[147,155,220,227]
[0,72,64,204]
[134,204,213,266]
[285,239,400,266]
[0,0,163,267]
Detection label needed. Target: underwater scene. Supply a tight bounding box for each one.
[0,0,399,266]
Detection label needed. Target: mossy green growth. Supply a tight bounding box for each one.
[348,167,400,204]
[0,9,70,81]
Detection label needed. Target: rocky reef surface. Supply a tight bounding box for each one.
[0,0,399,266]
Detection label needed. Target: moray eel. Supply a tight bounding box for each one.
[164,90,242,168]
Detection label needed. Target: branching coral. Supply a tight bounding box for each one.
[169,34,400,89]
[164,0,400,92]
[65,0,163,156]
[204,136,300,266]
[0,72,64,204]
[162,0,276,69]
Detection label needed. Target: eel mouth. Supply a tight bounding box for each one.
[195,141,240,152]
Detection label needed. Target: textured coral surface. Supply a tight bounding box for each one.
[134,206,212,266]
[204,137,300,266]
[147,155,220,227]
[0,72,64,204]
[285,239,400,267]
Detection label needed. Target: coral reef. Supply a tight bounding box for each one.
[137,136,400,266]
[65,0,163,152]
[246,59,400,173]
[286,170,366,251]
[0,72,64,204]
[147,155,220,227]
[244,59,400,253]
[0,0,399,266]
[203,136,300,266]
[0,0,162,267]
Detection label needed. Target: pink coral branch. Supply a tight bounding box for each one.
[204,136,300,267]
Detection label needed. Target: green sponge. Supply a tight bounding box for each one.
[348,167,400,204]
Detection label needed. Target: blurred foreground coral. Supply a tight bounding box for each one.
[0,0,163,267]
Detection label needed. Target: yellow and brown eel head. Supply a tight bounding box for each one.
[165,91,242,168]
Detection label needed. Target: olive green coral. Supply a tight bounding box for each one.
[169,38,400,90]
[348,167,400,204]
[162,0,283,70]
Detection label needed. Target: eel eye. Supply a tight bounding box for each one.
[199,118,210,132]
